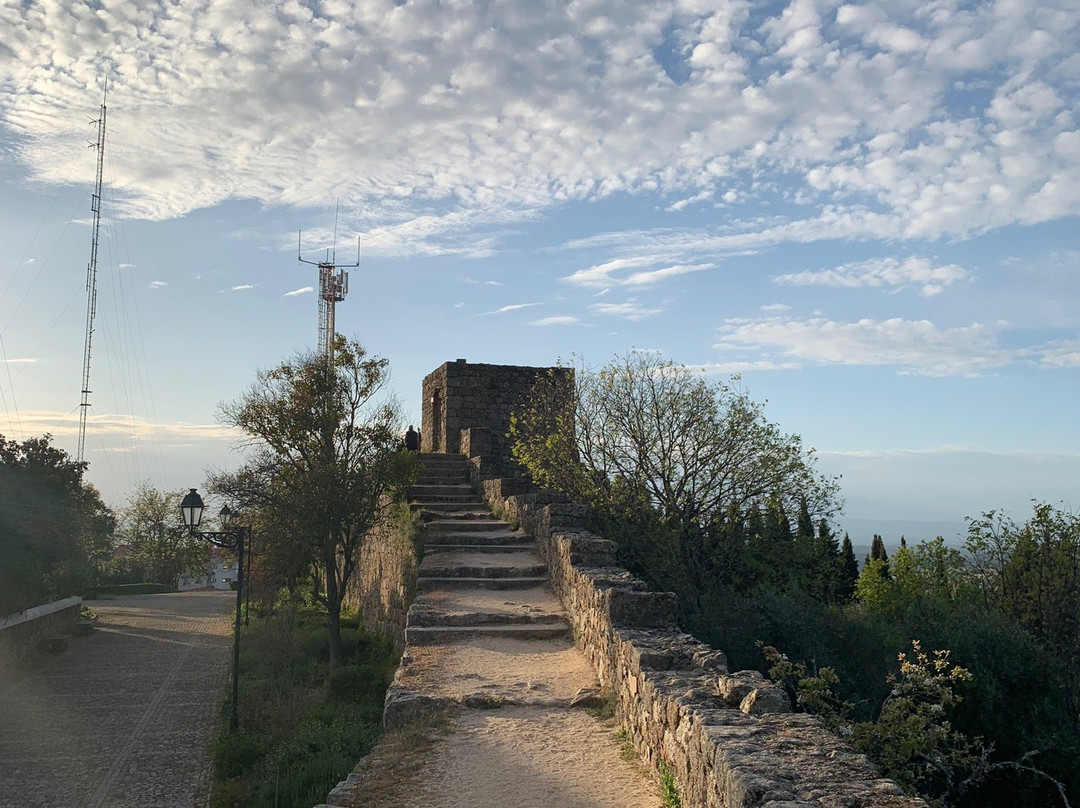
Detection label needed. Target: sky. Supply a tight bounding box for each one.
[1,0,1078,544]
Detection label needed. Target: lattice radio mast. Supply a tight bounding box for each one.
[297,212,359,368]
[77,83,108,464]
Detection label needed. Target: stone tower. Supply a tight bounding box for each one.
[421,359,573,476]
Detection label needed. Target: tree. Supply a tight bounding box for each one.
[839,533,860,600]
[116,483,209,587]
[0,434,114,614]
[510,351,841,537]
[212,338,417,667]
[966,503,1080,712]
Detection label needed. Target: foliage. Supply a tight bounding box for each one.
[212,337,419,667]
[966,503,1080,711]
[509,355,1079,806]
[114,483,209,588]
[510,352,841,532]
[0,433,115,615]
[657,760,682,808]
[209,604,397,808]
[851,642,978,801]
[509,352,846,612]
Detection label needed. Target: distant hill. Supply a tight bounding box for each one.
[839,517,967,553]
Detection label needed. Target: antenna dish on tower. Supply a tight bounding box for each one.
[298,225,359,368]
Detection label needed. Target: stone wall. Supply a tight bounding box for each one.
[421,360,573,478]
[0,596,81,683]
[480,487,927,808]
[345,506,421,654]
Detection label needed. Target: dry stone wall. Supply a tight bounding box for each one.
[345,509,420,654]
[480,488,927,808]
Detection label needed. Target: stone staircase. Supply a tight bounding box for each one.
[406,453,570,646]
[320,454,670,806]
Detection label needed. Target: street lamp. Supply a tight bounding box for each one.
[180,488,246,733]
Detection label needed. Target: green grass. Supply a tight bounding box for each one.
[658,760,682,808]
[209,605,398,808]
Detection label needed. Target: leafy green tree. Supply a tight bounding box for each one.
[510,351,841,535]
[116,483,209,588]
[212,338,418,668]
[966,503,1080,712]
[0,434,114,614]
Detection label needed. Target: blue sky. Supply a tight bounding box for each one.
[1,0,1078,542]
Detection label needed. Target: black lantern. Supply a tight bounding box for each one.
[180,488,204,531]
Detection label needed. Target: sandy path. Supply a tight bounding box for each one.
[350,707,660,808]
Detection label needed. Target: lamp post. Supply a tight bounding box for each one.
[180,488,246,733]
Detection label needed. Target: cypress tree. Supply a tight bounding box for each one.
[840,533,859,600]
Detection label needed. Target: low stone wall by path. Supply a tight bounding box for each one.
[482,488,927,808]
[0,596,81,683]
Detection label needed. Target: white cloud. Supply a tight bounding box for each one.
[774,256,970,296]
[589,301,663,321]
[232,284,256,291]
[686,360,801,374]
[148,280,168,288]
[284,285,313,297]
[716,315,1023,376]
[0,0,1076,257]
[3,357,37,364]
[4,410,239,442]
[530,315,580,327]
[482,302,542,315]
[563,257,713,288]
[1040,340,1080,368]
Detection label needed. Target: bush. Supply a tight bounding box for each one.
[212,732,270,779]
[209,602,398,808]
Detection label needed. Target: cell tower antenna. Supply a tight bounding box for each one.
[298,221,359,369]
[77,80,108,465]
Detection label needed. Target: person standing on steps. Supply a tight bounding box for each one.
[403,424,420,451]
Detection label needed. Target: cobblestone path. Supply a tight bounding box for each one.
[0,591,233,808]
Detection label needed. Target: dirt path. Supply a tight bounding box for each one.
[0,591,233,808]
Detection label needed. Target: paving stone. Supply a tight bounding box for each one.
[0,591,233,808]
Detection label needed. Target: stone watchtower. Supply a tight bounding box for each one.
[421,359,573,477]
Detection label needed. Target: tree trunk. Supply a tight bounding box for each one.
[325,557,343,669]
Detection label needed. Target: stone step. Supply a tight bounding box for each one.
[424,533,529,547]
[416,474,470,485]
[420,562,548,579]
[407,605,566,628]
[425,513,501,525]
[411,493,482,504]
[416,576,550,591]
[418,454,469,468]
[405,623,571,645]
[412,502,489,515]
[425,543,536,554]
[411,484,475,497]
